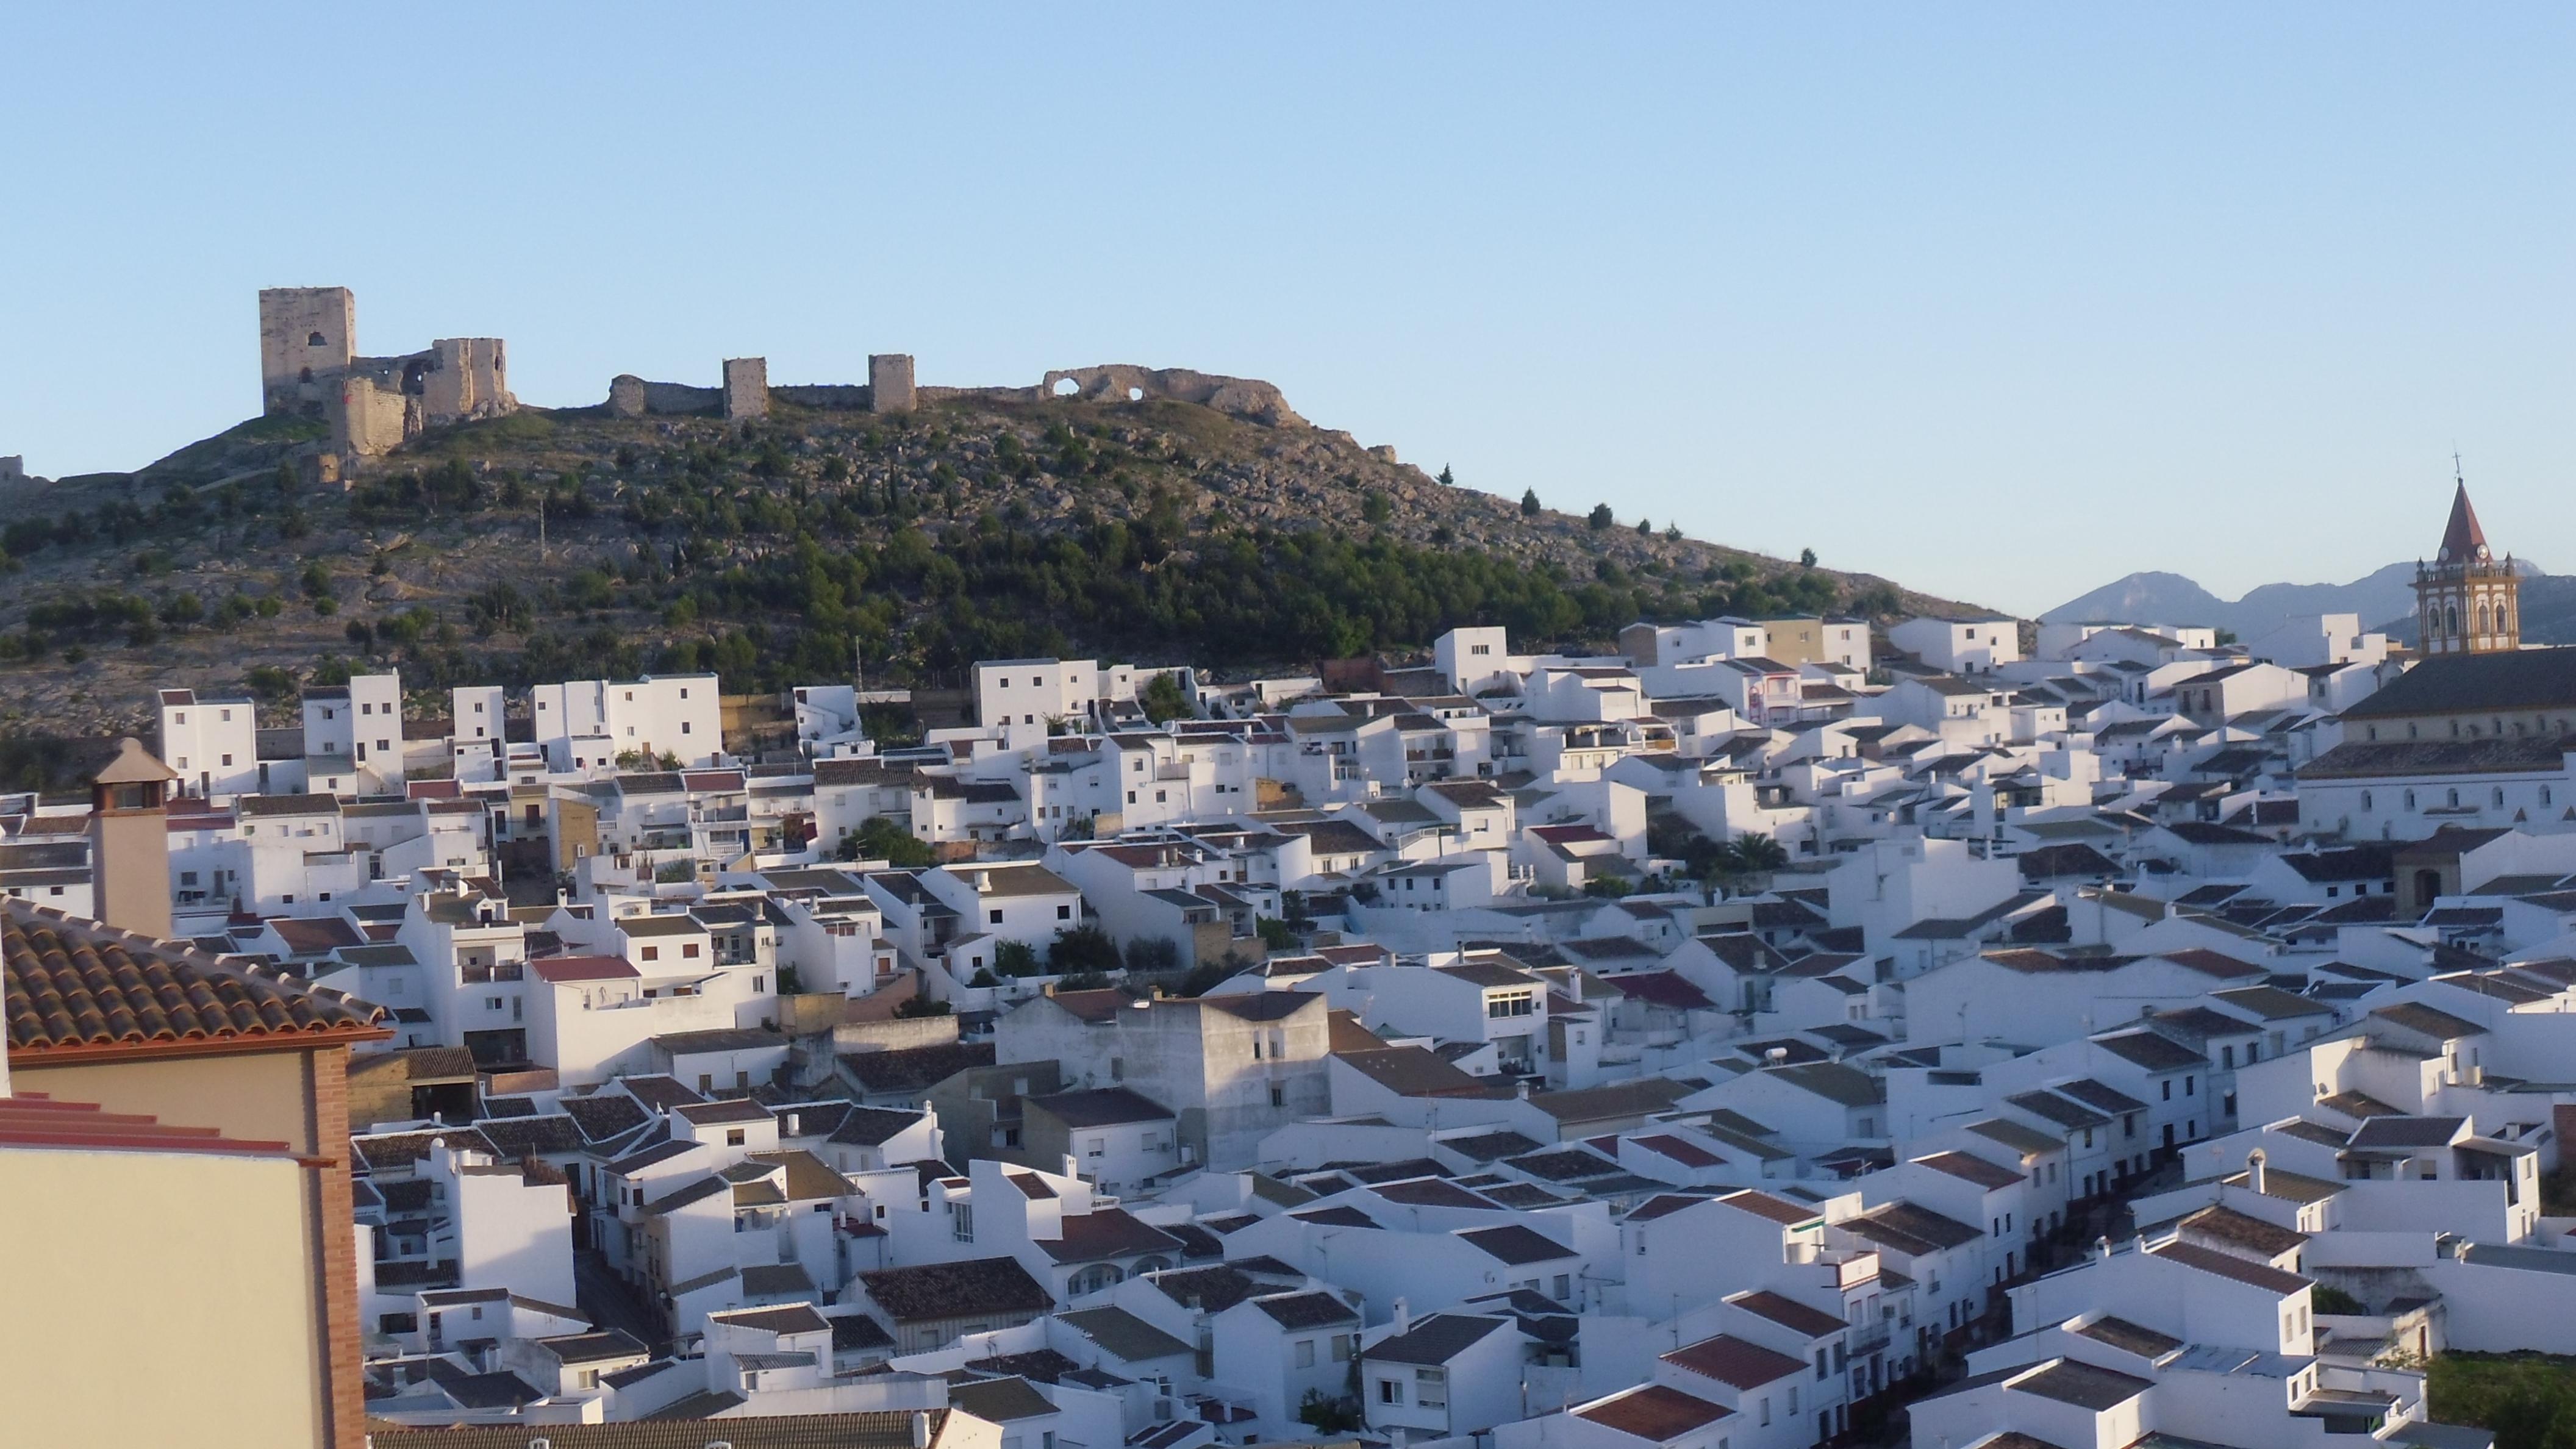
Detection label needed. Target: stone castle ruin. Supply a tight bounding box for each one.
[259,287,517,460]
[604,356,1305,429]
[255,287,1310,476]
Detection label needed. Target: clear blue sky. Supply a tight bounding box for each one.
[5,6,2567,615]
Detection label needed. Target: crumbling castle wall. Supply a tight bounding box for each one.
[421,338,513,421]
[914,385,1038,406]
[641,381,723,413]
[594,356,1303,428]
[869,354,917,413]
[771,385,871,410]
[332,377,410,459]
[1037,365,1306,426]
[722,357,769,420]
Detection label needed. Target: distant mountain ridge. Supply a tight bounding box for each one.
[2045,560,2558,643]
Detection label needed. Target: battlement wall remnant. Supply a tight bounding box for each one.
[642,381,721,413]
[0,456,36,487]
[869,354,917,414]
[771,385,871,410]
[722,357,768,420]
[1037,365,1306,427]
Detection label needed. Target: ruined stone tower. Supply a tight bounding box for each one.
[722,357,769,420]
[259,287,356,417]
[869,354,917,413]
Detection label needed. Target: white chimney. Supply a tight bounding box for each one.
[2095,1236,2112,1262]
[911,1411,932,1449]
[1393,1297,1411,1335]
[2247,1148,2268,1197]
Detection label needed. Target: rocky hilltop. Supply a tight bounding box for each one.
[0,379,1987,753]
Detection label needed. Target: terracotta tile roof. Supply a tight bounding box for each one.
[857,1257,1052,1321]
[2148,1239,2313,1295]
[1253,1290,1360,1329]
[1660,1333,1806,1390]
[1718,1189,1822,1226]
[354,1127,498,1172]
[825,1104,930,1147]
[1148,1264,1292,1314]
[559,1093,651,1142]
[1725,1289,1847,1339]
[1037,1208,1186,1264]
[5,903,387,1058]
[531,955,639,983]
[1914,1150,2024,1190]
[1573,1384,1734,1440]
[348,1045,478,1086]
[842,1041,995,1094]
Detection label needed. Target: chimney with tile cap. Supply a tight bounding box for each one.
[88,737,176,940]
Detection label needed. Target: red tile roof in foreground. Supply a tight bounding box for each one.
[4,903,389,1059]
[0,1091,293,1156]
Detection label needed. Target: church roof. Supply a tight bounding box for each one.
[2439,480,2490,564]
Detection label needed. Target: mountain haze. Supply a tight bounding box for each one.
[2042,562,2549,642]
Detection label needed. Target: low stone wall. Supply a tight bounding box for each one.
[770,384,874,410]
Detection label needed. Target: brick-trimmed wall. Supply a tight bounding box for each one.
[311,1045,364,1448]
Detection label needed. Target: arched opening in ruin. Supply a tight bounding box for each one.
[1127,386,1145,402]
[299,367,313,384]
[1051,377,1081,397]
[307,331,327,346]
[402,358,431,396]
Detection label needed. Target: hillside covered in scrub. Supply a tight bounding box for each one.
[0,390,1987,755]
